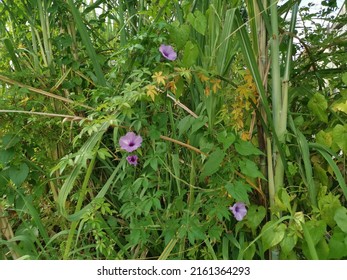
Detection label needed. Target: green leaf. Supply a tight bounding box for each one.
[177,115,193,136]
[187,10,206,35]
[280,228,298,255]
[217,131,236,151]
[316,130,333,148]
[313,163,329,187]
[307,93,328,123]
[174,76,185,99]
[149,127,161,140]
[1,134,20,149]
[305,220,327,245]
[9,163,29,186]
[261,221,287,252]
[4,38,21,71]
[187,218,205,245]
[235,140,264,156]
[318,192,341,227]
[208,225,223,241]
[215,8,237,75]
[332,99,347,114]
[182,41,199,67]
[342,72,347,84]
[224,181,252,204]
[316,239,329,260]
[97,148,112,160]
[191,116,208,134]
[319,150,347,202]
[149,157,158,170]
[332,124,347,153]
[0,148,15,165]
[243,242,256,260]
[169,24,190,50]
[328,228,347,259]
[246,205,266,230]
[67,0,106,86]
[239,159,265,179]
[200,148,225,179]
[334,207,347,233]
[274,188,292,212]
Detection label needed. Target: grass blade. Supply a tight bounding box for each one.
[67,0,106,86]
[57,122,109,218]
[158,237,178,260]
[289,117,317,206]
[234,10,271,123]
[216,8,237,76]
[310,143,347,201]
[301,222,319,260]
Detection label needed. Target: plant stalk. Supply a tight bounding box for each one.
[63,150,98,260]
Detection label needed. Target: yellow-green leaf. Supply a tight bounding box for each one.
[261,221,287,252]
[332,124,347,153]
[308,93,328,123]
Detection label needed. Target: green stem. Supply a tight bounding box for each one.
[269,0,283,260]
[302,222,319,260]
[270,0,281,137]
[118,0,127,47]
[37,0,53,71]
[270,0,287,198]
[63,150,98,260]
[267,137,275,210]
[281,3,298,132]
[188,152,196,209]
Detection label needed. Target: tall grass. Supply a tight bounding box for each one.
[1,0,346,260]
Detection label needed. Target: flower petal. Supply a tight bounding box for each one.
[159,44,177,61]
[119,132,143,152]
[126,155,139,166]
[229,202,247,221]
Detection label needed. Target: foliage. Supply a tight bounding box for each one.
[0,0,346,260]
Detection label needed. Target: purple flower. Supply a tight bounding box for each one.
[229,202,247,221]
[126,155,139,166]
[119,132,142,152]
[159,44,177,61]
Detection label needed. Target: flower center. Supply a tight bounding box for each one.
[129,142,135,147]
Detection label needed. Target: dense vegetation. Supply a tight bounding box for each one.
[0,0,346,260]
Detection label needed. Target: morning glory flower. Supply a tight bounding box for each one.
[119,132,142,152]
[159,44,177,61]
[126,155,139,166]
[229,202,247,221]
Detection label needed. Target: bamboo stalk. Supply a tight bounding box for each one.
[254,0,270,209]
[281,3,298,134]
[270,0,282,141]
[37,0,53,70]
[269,0,283,260]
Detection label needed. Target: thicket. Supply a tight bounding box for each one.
[0,0,346,259]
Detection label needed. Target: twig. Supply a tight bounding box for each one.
[160,135,208,157]
[0,110,85,121]
[166,93,208,127]
[0,74,93,110]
